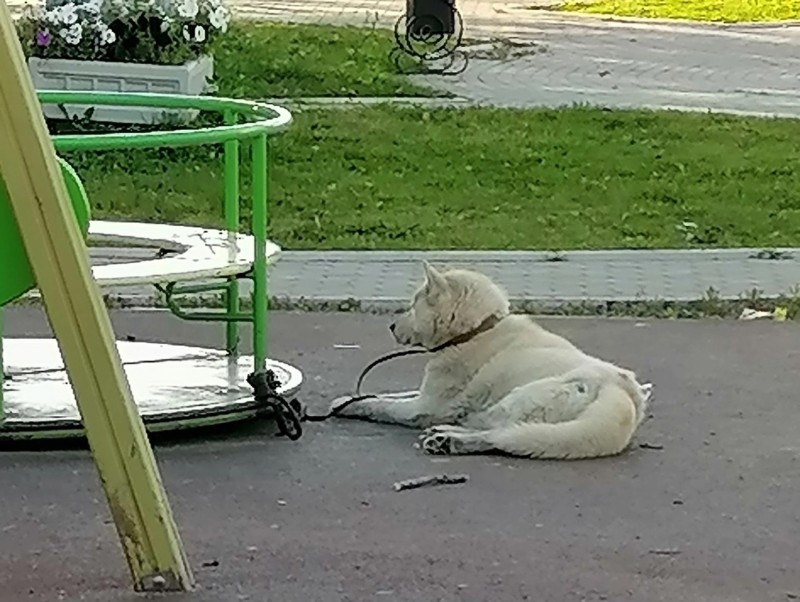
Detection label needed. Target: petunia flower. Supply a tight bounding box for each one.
[35,29,52,47]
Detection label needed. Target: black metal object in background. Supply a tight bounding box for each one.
[408,0,455,35]
[391,0,467,76]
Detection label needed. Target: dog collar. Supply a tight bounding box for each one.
[431,313,503,353]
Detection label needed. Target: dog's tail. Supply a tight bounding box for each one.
[486,381,641,460]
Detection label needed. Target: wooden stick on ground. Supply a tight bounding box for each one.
[393,474,470,492]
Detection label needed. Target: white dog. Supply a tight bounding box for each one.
[330,262,653,460]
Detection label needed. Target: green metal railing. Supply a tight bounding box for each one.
[0,91,292,424]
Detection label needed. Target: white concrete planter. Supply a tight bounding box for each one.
[28,55,214,125]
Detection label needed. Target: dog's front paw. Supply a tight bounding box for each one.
[328,394,361,417]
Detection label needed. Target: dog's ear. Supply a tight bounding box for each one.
[422,260,448,295]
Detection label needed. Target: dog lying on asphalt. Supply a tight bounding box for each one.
[330,262,653,460]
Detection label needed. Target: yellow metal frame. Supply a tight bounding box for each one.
[0,0,193,592]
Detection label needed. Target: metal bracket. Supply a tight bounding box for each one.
[156,279,254,323]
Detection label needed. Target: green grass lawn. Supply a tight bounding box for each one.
[561,0,800,23]
[210,21,436,98]
[61,106,800,251]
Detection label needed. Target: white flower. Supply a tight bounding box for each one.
[160,16,172,32]
[43,8,61,25]
[99,27,116,45]
[82,0,103,13]
[209,6,229,31]
[57,3,79,24]
[193,24,206,42]
[59,22,82,45]
[176,0,199,18]
[182,25,191,41]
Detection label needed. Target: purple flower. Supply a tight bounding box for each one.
[35,30,52,47]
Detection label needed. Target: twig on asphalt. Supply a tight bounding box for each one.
[393,473,470,492]
[649,549,681,556]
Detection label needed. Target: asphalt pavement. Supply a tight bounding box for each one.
[1,308,799,602]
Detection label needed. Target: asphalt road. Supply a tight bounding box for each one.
[1,308,799,602]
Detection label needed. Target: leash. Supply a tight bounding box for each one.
[247,347,426,439]
[249,314,503,440]
[303,347,428,421]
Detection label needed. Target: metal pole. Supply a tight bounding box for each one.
[251,134,268,372]
[223,110,240,385]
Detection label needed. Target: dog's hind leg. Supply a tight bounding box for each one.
[329,392,438,428]
[420,427,493,455]
[455,367,606,431]
[420,381,639,459]
[419,368,608,441]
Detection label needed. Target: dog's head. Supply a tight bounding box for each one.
[389,261,510,349]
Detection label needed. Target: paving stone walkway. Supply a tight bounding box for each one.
[420,17,800,116]
[90,246,800,310]
[269,249,800,309]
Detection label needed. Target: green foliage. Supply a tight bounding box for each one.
[60,105,800,251]
[210,21,436,98]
